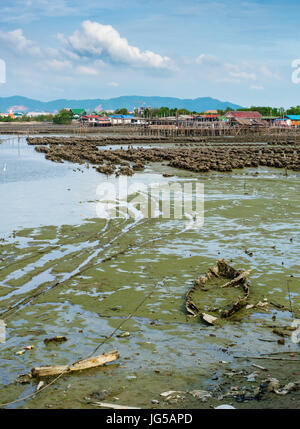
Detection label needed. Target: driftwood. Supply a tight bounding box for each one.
[31,350,120,377]
[186,259,251,325]
[252,364,267,371]
[91,402,141,410]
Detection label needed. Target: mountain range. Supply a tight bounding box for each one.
[0,95,242,113]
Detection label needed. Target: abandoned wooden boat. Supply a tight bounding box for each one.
[186,259,251,325]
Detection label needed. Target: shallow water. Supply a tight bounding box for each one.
[0,136,299,409]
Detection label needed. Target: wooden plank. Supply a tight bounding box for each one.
[220,269,252,289]
[91,402,141,410]
[31,350,120,377]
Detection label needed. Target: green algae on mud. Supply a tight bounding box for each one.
[0,166,299,409]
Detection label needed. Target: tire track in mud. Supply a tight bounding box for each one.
[0,220,112,275]
[0,219,116,317]
[1,209,194,320]
[0,217,149,320]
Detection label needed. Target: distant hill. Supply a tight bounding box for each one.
[0,95,242,113]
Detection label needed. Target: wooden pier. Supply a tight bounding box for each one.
[138,120,300,143]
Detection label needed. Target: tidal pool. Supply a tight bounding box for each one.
[0,136,299,409]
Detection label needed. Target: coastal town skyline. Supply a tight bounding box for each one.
[0,0,300,107]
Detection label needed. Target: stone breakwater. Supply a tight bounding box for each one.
[32,140,300,176]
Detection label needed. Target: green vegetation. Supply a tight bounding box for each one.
[135,105,298,118]
[236,106,286,117]
[53,109,73,125]
[138,107,202,118]
[114,108,129,115]
[286,105,300,115]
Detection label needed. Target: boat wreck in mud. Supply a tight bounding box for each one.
[186,259,251,325]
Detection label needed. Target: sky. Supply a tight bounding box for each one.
[0,0,300,107]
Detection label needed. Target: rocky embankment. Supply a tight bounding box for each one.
[32,139,300,176]
[27,136,171,146]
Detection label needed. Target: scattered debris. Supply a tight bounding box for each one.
[126,376,137,380]
[36,381,44,391]
[246,372,258,382]
[224,370,244,378]
[117,332,130,338]
[160,390,185,397]
[17,373,33,384]
[274,381,300,396]
[189,390,212,402]
[44,336,68,345]
[16,345,34,356]
[256,301,269,308]
[262,378,300,396]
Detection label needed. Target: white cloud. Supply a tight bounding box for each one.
[195,53,281,84]
[0,0,76,23]
[260,65,280,80]
[195,54,220,66]
[225,63,256,81]
[250,85,264,90]
[60,20,173,70]
[41,59,72,71]
[0,29,41,56]
[31,0,76,17]
[76,65,99,75]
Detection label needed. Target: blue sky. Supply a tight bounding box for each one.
[0,0,299,107]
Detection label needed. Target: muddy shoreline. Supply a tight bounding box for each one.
[0,135,299,409]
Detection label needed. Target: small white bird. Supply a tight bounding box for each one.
[2,163,7,173]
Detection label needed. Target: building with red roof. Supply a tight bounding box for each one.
[225,111,263,119]
[80,115,111,126]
